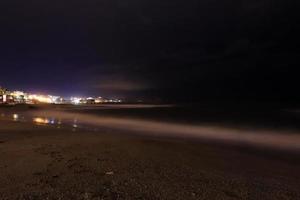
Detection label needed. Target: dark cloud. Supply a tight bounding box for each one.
[93,80,153,92]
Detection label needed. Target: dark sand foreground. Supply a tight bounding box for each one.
[0,119,300,200]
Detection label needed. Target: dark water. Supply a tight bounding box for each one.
[0,104,300,152]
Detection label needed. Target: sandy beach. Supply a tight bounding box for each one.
[2,0,299,198]
[0,105,300,199]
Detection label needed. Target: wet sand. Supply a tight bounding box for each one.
[0,105,300,199]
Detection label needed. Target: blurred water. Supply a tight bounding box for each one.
[0,109,300,152]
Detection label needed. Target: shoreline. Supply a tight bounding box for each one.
[0,105,300,199]
[0,122,300,199]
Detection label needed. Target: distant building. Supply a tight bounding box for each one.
[0,87,14,104]
[11,91,28,104]
[0,87,7,95]
[95,97,104,104]
[86,97,95,104]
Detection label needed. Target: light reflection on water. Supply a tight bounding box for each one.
[33,117,50,124]
[0,112,80,130]
[1,110,300,152]
[13,114,19,121]
[1,113,26,122]
[31,116,79,131]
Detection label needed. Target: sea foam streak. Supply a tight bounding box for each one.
[31,110,300,152]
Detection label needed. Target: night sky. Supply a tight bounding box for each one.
[0,0,299,102]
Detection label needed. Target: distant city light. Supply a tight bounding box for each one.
[71,97,81,104]
[1,86,123,105]
[28,94,53,103]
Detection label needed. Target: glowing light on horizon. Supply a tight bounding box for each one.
[1,86,121,105]
[29,94,52,103]
[70,97,82,104]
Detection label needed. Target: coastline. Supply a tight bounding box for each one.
[0,105,300,199]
